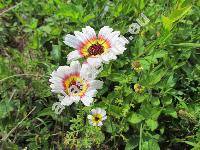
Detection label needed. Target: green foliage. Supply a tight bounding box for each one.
[0,0,199,149]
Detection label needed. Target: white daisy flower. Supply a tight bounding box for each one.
[49,61,103,106]
[87,108,107,126]
[64,26,129,67]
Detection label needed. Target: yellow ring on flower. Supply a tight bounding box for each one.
[64,74,88,96]
[79,38,110,57]
[92,113,103,124]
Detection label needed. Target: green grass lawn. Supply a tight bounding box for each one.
[0,0,200,149]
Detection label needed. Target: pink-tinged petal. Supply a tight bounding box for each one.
[74,31,89,43]
[98,26,113,40]
[67,50,82,63]
[82,26,96,40]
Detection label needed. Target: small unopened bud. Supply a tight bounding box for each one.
[134,83,144,93]
[132,61,143,72]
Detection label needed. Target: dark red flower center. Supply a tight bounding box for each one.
[68,80,83,94]
[94,116,100,121]
[88,43,104,56]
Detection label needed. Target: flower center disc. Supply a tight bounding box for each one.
[64,74,88,96]
[88,43,104,56]
[92,114,103,124]
[95,116,100,121]
[68,80,83,95]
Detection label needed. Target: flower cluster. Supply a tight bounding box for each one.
[64,26,128,67]
[49,26,128,126]
[49,61,103,106]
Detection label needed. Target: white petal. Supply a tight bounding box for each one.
[81,96,93,106]
[85,90,98,98]
[60,95,74,106]
[80,63,99,80]
[70,61,81,73]
[51,88,63,93]
[57,66,71,77]
[96,108,102,114]
[89,119,94,125]
[49,78,62,84]
[57,66,70,71]
[70,96,80,103]
[80,63,93,80]
[58,95,65,100]
[108,52,117,60]
[87,115,93,120]
[101,54,110,62]
[110,44,126,55]
[102,115,107,121]
[106,31,120,42]
[101,53,111,64]
[51,72,64,80]
[97,121,103,126]
[67,50,82,63]
[98,26,113,40]
[64,34,81,49]
[50,67,68,80]
[74,31,89,43]
[87,57,102,68]
[88,80,103,90]
[50,83,63,92]
[51,80,63,87]
[49,76,64,93]
[100,109,106,116]
[118,36,129,45]
[82,26,96,40]
[101,52,117,63]
[109,36,128,47]
[50,70,57,77]
[91,109,97,115]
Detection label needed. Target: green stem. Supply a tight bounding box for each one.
[139,123,143,150]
